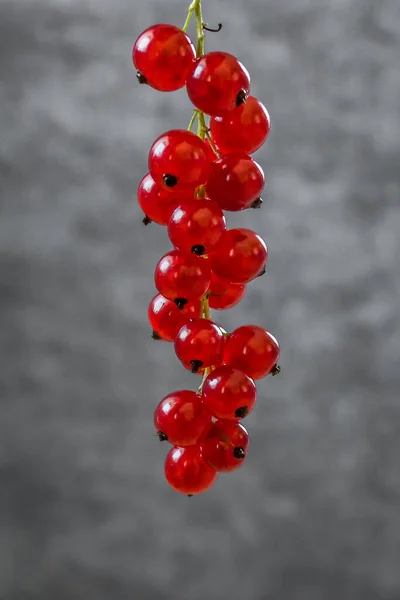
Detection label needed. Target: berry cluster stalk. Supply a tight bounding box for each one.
[184,0,216,389]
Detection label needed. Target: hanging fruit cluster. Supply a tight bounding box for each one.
[133,0,280,496]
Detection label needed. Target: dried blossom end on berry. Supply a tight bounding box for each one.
[234,406,249,419]
[142,215,152,225]
[136,71,147,85]
[236,89,248,106]
[190,359,204,373]
[251,197,263,209]
[271,364,281,376]
[233,446,246,459]
[174,298,188,310]
[163,174,178,188]
[157,431,168,442]
[191,244,206,256]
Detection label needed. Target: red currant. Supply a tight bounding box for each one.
[154,250,211,308]
[206,154,264,211]
[148,294,201,341]
[133,24,196,92]
[148,130,210,194]
[210,228,267,284]
[210,96,270,155]
[168,198,226,256]
[137,173,184,226]
[201,366,256,420]
[208,273,246,310]
[223,325,280,380]
[154,390,212,446]
[186,52,250,116]
[174,318,225,373]
[164,444,218,495]
[201,420,249,472]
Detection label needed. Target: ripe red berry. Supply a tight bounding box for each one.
[201,420,249,472]
[210,96,270,155]
[208,273,246,310]
[154,250,211,308]
[137,173,183,226]
[223,325,280,380]
[174,318,225,373]
[168,198,226,256]
[148,130,210,194]
[133,24,196,91]
[148,294,201,341]
[206,154,264,211]
[164,445,218,495]
[201,366,256,420]
[154,390,212,446]
[186,51,250,116]
[210,228,267,284]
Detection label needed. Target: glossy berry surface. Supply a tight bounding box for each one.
[210,96,270,155]
[208,273,246,310]
[206,154,264,211]
[201,420,249,472]
[223,325,280,380]
[148,294,201,342]
[201,366,256,420]
[154,250,211,306]
[186,51,250,116]
[154,390,212,446]
[174,318,225,373]
[168,198,226,255]
[165,444,218,495]
[210,228,267,284]
[137,173,183,225]
[133,24,196,92]
[148,129,210,194]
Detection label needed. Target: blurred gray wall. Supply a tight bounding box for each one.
[1,0,400,599]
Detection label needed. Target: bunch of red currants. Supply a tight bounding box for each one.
[133,7,280,496]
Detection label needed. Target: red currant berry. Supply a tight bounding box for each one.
[154,390,212,446]
[210,228,267,284]
[201,420,249,472]
[168,198,226,256]
[148,130,210,194]
[223,325,280,380]
[210,96,270,155]
[133,24,196,92]
[174,318,225,373]
[154,250,211,307]
[208,273,246,310]
[186,52,250,116]
[148,294,201,342]
[137,173,183,226]
[164,444,218,495]
[206,154,264,211]
[201,366,256,420]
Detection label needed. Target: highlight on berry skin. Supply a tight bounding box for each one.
[133,0,281,496]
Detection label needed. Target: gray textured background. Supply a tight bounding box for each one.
[1,0,400,598]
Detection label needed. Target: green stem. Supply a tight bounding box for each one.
[182,0,197,32]
[187,110,198,131]
[194,0,205,56]
[197,111,207,140]
[197,367,210,393]
[204,128,220,157]
[184,0,212,332]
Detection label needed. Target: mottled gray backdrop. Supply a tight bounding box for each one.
[1,0,400,598]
